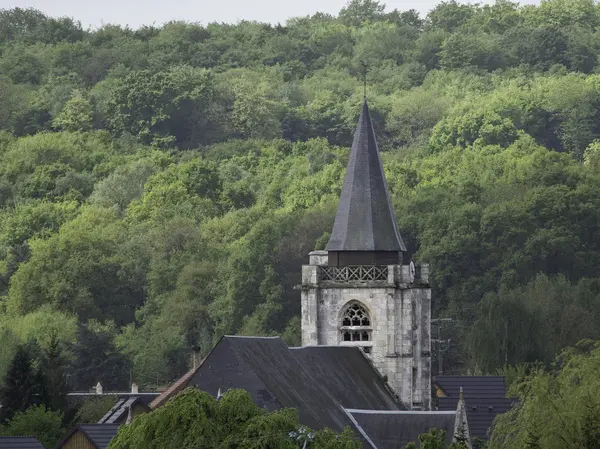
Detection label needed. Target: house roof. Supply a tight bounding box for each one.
[55,424,119,449]
[326,100,406,253]
[438,397,514,440]
[181,336,400,433]
[98,396,147,424]
[345,409,457,449]
[434,376,506,399]
[0,437,45,449]
[67,392,158,407]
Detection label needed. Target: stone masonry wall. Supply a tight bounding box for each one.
[300,251,432,409]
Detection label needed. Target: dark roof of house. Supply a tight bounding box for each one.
[326,100,406,253]
[0,437,45,449]
[185,336,400,433]
[438,397,514,440]
[434,376,506,399]
[56,424,119,449]
[98,396,147,424]
[345,409,456,449]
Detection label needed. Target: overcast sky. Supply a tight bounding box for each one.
[2,0,540,29]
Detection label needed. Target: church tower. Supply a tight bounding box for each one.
[301,100,432,410]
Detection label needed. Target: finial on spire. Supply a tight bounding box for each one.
[459,386,464,401]
[360,60,370,99]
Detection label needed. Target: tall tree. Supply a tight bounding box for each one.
[69,324,131,391]
[41,332,69,413]
[0,342,46,423]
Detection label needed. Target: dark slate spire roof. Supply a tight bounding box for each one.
[326,100,406,252]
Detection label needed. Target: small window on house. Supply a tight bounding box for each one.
[340,303,372,342]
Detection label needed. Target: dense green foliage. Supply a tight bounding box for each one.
[107,388,361,449]
[0,341,47,423]
[0,405,65,449]
[402,428,468,449]
[2,0,600,395]
[490,340,600,449]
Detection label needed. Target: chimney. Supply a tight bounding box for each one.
[192,346,202,370]
[95,382,103,395]
[131,382,139,394]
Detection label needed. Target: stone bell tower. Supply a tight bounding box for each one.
[301,99,431,410]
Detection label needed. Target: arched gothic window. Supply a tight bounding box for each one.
[340,303,372,342]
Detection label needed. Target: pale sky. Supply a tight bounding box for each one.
[2,0,540,29]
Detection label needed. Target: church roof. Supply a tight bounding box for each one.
[182,336,400,433]
[326,100,406,253]
[345,409,457,449]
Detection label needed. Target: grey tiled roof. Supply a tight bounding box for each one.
[434,376,507,399]
[187,336,400,433]
[0,437,44,449]
[326,100,406,253]
[438,397,513,440]
[98,397,140,424]
[290,346,401,411]
[79,424,119,449]
[435,376,512,440]
[345,409,456,449]
[57,425,119,449]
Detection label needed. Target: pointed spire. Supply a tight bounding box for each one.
[453,386,472,449]
[217,388,222,400]
[326,100,406,259]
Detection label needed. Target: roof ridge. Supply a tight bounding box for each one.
[0,436,39,438]
[223,335,281,339]
[345,409,456,415]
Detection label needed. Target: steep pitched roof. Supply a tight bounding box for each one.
[290,346,400,410]
[56,424,119,449]
[0,437,44,449]
[79,425,119,449]
[184,336,400,432]
[345,409,457,449]
[435,376,506,399]
[326,100,406,253]
[438,397,513,440]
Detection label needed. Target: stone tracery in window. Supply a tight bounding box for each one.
[340,303,372,342]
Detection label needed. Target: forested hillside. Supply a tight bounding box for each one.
[1,0,600,389]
